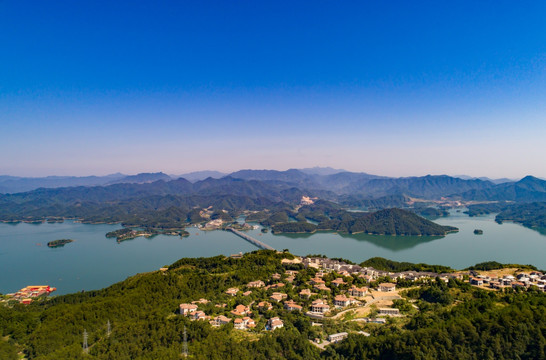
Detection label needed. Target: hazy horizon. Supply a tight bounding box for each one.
[0,167,531,182]
[2,2,545,179]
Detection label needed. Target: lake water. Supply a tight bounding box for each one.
[1,210,544,295]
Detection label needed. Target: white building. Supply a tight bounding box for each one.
[267,317,284,330]
[379,283,396,292]
[379,308,400,316]
[328,332,348,343]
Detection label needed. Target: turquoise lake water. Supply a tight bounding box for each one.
[1,210,544,295]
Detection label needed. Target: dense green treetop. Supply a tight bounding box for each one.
[317,208,457,236]
[465,261,539,271]
[495,202,546,228]
[0,251,545,359]
[360,257,454,273]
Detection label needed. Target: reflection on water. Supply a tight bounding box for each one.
[0,221,257,295]
[1,210,545,295]
[273,232,318,240]
[337,232,443,251]
[275,231,443,251]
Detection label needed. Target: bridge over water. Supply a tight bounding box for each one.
[227,228,275,250]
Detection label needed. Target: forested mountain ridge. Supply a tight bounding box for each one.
[495,202,546,228]
[0,193,285,228]
[227,170,496,198]
[456,175,546,202]
[0,251,544,359]
[3,170,545,203]
[316,208,457,235]
[1,171,545,232]
[264,207,457,236]
[0,190,456,236]
[346,175,495,198]
[0,177,313,206]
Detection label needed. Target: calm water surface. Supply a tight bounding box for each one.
[0,221,256,295]
[1,210,544,295]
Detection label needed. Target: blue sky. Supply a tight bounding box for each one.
[1,1,545,178]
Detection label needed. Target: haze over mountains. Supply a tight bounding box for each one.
[0,168,535,197]
[1,167,545,234]
[1,168,546,208]
[0,174,125,194]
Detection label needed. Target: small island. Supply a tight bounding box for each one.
[474,229,484,235]
[47,239,74,247]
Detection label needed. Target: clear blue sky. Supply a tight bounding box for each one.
[1,1,545,178]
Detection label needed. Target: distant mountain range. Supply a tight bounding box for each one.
[174,170,227,182]
[105,172,172,185]
[455,175,546,202]
[0,173,125,194]
[453,175,515,184]
[1,169,545,203]
[1,168,545,233]
[298,166,347,176]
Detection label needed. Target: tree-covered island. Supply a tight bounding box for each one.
[46,239,74,248]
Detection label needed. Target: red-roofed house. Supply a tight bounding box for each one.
[234,316,256,330]
[267,317,284,330]
[310,299,330,314]
[257,301,273,310]
[247,280,265,288]
[211,315,231,327]
[225,288,239,296]
[270,292,287,302]
[231,304,251,316]
[349,286,368,297]
[331,278,346,287]
[334,295,352,307]
[284,300,303,311]
[189,311,208,321]
[179,303,198,315]
[299,288,316,299]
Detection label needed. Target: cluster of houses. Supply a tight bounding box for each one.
[176,255,546,339]
[304,255,546,293]
[302,257,462,283]
[469,271,546,292]
[5,285,56,304]
[178,276,299,331]
[180,301,258,330]
[176,256,412,333]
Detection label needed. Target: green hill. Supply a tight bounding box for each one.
[270,208,457,236]
[0,251,544,360]
[495,202,546,228]
[317,208,457,235]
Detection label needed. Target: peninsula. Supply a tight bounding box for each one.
[105,228,189,242]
